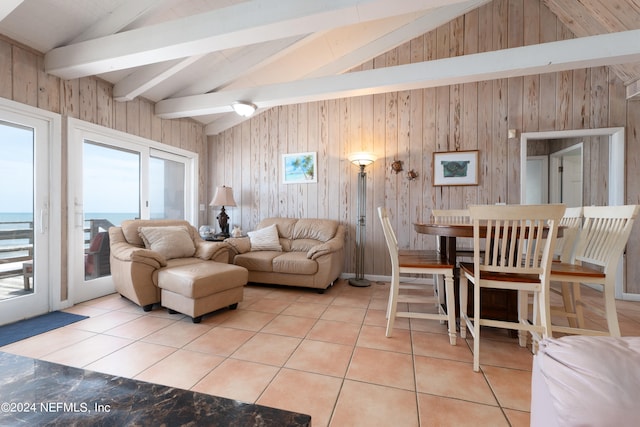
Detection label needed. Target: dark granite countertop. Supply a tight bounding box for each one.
[0,352,311,426]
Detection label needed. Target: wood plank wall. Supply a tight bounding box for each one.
[209,0,640,293]
[0,36,207,299]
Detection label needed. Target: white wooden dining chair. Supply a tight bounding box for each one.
[549,205,640,337]
[459,204,565,372]
[549,207,583,328]
[378,207,457,344]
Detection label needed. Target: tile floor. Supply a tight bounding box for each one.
[2,279,640,427]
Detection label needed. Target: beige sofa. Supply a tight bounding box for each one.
[225,217,345,292]
[109,219,247,321]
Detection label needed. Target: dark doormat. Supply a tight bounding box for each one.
[0,311,88,347]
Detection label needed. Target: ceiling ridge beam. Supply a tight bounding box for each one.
[153,29,640,121]
[44,0,473,79]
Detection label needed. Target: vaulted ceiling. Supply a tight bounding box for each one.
[1,0,639,136]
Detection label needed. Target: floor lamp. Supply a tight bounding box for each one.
[348,152,378,287]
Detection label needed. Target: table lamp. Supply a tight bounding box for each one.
[210,185,237,238]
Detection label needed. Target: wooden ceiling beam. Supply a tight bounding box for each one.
[153,29,640,123]
[44,0,470,80]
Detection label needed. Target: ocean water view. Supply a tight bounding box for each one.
[0,213,141,260]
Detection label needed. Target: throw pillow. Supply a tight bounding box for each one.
[138,226,196,259]
[248,224,282,251]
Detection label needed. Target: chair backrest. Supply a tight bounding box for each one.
[377,207,399,271]
[556,206,583,262]
[573,205,640,272]
[432,209,471,224]
[468,204,566,277]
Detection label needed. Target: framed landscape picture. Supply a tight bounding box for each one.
[282,151,317,184]
[433,150,479,186]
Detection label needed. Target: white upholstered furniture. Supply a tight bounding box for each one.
[531,336,640,427]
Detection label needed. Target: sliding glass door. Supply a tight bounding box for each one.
[68,119,196,304]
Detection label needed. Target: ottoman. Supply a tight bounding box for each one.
[158,262,248,323]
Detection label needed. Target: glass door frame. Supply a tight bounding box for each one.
[0,98,62,325]
[67,118,198,304]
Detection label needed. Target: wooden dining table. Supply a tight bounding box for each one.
[413,222,564,324]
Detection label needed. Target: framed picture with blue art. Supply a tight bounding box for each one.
[433,150,479,186]
[282,151,317,184]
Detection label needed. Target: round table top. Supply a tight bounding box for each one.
[414,222,563,238]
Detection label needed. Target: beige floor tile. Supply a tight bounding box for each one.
[41,334,133,368]
[472,336,534,371]
[258,369,342,427]
[135,349,225,390]
[281,301,328,318]
[346,346,415,390]
[71,311,142,333]
[417,394,510,427]
[503,408,531,427]
[103,315,177,340]
[0,327,96,359]
[411,330,473,362]
[62,305,110,318]
[285,339,353,377]
[320,305,367,324]
[357,324,413,354]
[218,309,277,331]
[483,365,532,412]
[330,380,419,427]
[414,355,498,406]
[231,332,301,366]
[330,293,372,308]
[192,358,279,403]
[79,293,134,311]
[141,320,212,348]
[243,298,292,314]
[306,319,361,346]
[260,314,317,337]
[85,341,176,377]
[183,326,255,356]
[363,308,388,327]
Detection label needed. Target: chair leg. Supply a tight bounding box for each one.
[472,280,481,372]
[443,271,456,345]
[385,272,401,337]
[517,290,529,347]
[603,279,621,337]
[572,282,585,328]
[459,275,468,339]
[560,282,579,328]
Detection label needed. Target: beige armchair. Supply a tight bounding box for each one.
[109,219,230,311]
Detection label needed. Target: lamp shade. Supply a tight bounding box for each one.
[348,152,377,166]
[210,185,237,207]
[231,101,257,117]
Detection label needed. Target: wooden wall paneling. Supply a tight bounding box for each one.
[257,112,270,221]
[522,0,540,132]
[538,4,558,131]
[572,68,590,129]
[96,79,113,129]
[79,77,96,124]
[339,97,354,274]
[196,125,206,226]
[284,105,296,219]
[506,2,524,204]
[372,88,388,273]
[556,16,574,131]
[316,101,332,218]
[60,78,79,119]
[626,99,640,293]
[238,121,250,228]
[247,114,260,231]
[307,102,320,217]
[267,107,280,216]
[114,99,127,133]
[0,40,12,99]
[126,99,140,136]
[12,46,38,107]
[138,98,152,140]
[609,74,627,128]
[37,56,60,113]
[590,67,609,128]
[326,99,341,223]
[275,106,287,218]
[150,109,163,143]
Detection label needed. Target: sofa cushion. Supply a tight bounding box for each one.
[139,226,196,260]
[272,252,318,275]
[234,251,280,272]
[248,224,282,251]
[293,219,338,242]
[291,238,323,252]
[257,218,298,239]
[122,219,194,247]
